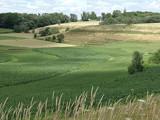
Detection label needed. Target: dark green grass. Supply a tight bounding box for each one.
[0,36,25,40]
[0,47,110,88]
[0,28,13,34]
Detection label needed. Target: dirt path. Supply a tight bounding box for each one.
[0,39,75,48]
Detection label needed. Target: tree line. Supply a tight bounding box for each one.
[100,10,160,25]
[1,10,160,32]
[0,13,77,32]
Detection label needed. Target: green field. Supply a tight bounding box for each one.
[0,39,160,110]
[0,28,13,34]
[0,36,25,40]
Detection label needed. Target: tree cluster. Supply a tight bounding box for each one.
[100,10,160,25]
[45,34,65,43]
[0,13,70,32]
[81,11,101,21]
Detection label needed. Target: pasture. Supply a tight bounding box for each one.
[1,22,160,114]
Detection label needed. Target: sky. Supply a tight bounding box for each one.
[0,0,160,18]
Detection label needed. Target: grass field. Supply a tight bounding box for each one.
[0,28,13,34]
[0,36,25,40]
[1,22,160,118]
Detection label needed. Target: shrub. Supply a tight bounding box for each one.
[50,27,59,34]
[45,37,51,41]
[57,34,65,43]
[39,27,59,36]
[24,27,29,33]
[128,51,144,74]
[148,49,160,64]
[13,25,22,33]
[65,27,70,32]
[52,36,56,41]
[34,33,37,38]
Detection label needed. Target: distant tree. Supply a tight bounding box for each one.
[128,51,144,74]
[97,16,102,21]
[113,10,122,18]
[70,14,78,22]
[81,12,90,21]
[57,34,65,43]
[89,11,97,20]
[106,13,112,18]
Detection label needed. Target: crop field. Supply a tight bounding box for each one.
[1,22,160,114]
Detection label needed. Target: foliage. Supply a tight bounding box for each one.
[81,12,90,21]
[45,37,52,41]
[89,11,97,20]
[70,14,78,22]
[126,18,133,25]
[113,10,122,18]
[65,27,70,32]
[24,27,29,33]
[148,49,160,64]
[128,51,144,74]
[52,35,56,41]
[100,17,116,25]
[57,34,64,43]
[100,11,160,25]
[0,13,70,30]
[34,33,37,38]
[39,27,59,36]
[13,25,22,33]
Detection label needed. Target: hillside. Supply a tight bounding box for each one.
[1,22,160,119]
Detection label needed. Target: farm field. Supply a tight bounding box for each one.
[1,22,160,112]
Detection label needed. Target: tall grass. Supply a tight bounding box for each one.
[0,87,160,120]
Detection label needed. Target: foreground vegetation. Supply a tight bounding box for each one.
[1,88,160,120]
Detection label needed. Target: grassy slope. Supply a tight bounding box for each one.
[0,36,25,40]
[0,24,160,110]
[0,28,13,34]
[0,40,160,109]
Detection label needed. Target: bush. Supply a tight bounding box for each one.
[65,27,70,32]
[100,17,116,25]
[52,36,56,41]
[148,49,160,64]
[13,25,22,33]
[45,37,52,41]
[57,34,65,43]
[50,27,59,34]
[39,27,59,36]
[24,27,29,33]
[128,51,144,74]
[34,33,37,38]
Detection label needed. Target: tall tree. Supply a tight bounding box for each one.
[89,11,97,20]
[70,14,78,22]
[81,12,89,21]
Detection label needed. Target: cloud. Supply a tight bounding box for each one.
[0,0,160,18]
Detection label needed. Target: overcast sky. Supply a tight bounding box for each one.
[0,0,160,18]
